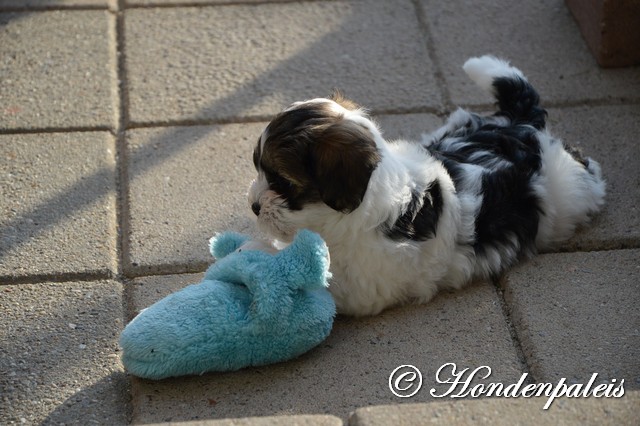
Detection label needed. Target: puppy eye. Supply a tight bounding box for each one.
[273,176,290,189]
[281,178,294,188]
[267,172,295,192]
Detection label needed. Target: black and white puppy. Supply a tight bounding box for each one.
[248,55,605,316]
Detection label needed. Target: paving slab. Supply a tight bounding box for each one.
[124,0,441,125]
[350,392,640,426]
[126,123,264,276]
[420,0,640,106]
[0,280,129,425]
[547,105,640,251]
[0,132,118,281]
[503,249,640,389]
[126,278,523,423]
[0,10,117,130]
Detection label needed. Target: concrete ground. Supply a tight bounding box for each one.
[1,0,638,424]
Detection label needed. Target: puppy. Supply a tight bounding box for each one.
[248,55,605,316]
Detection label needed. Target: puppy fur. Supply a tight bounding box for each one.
[248,55,606,316]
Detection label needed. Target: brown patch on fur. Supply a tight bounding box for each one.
[311,119,380,212]
[330,90,361,111]
[564,143,590,168]
[256,100,380,212]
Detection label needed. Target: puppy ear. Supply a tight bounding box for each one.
[330,90,361,111]
[312,120,380,213]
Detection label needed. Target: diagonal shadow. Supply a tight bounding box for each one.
[0,0,439,280]
[0,2,439,422]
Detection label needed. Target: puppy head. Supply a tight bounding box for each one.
[248,93,382,240]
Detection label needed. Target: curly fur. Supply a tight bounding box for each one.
[249,55,605,316]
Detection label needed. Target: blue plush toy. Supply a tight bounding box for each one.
[119,229,335,380]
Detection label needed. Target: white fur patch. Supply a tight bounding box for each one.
[532,133,606,249]
[463,55,526,92]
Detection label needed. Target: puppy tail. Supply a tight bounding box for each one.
[463,55,546,130]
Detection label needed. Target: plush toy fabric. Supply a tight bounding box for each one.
[119,229,335,380]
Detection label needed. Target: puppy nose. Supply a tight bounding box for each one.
[251,202,261,216]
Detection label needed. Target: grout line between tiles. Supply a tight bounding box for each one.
[0,271,116,286]
[0,126,114,136]
[123,0,337,10]
[492,279,537,384]
[0,0,340,13]
[114,2,131,282]
[118,245,640,285]
[124,261,211,280]
[410,0,454,113]
[4,245,634,288]
[113,1,136,423]
[1,102,637,136]
[0,5,108,12]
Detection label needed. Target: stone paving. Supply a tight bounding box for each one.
[1,0,639,425]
